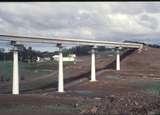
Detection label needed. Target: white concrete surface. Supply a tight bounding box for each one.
[58,46,64,92]
[12,47,19,95]
[90,47,96,82]
[116,49,120,71]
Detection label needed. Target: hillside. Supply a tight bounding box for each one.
[120,46,160,77]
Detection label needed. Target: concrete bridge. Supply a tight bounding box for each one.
[0,34,143,95]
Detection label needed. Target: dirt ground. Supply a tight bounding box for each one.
[0,75,160,115]
[0,46,160,115]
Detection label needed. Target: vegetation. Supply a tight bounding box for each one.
[0,45,111,62]
[0,59,76,82]
[0,44,127,82]
[124,40,160,48]
[0,61,53,82]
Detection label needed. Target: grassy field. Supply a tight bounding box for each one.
[129,79,160,96]
[0,50,118,82]
[0,61,76,81]
[105,75,160,96]
[0,61,13,81]
[0,60,76,82]
[0,61,55,81]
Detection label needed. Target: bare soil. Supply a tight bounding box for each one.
[0,46,160,115]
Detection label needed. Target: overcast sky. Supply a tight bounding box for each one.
[0,2,160,51]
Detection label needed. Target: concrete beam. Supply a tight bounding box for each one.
[0,34,142,48]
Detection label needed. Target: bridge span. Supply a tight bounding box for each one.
[0,34,143,94]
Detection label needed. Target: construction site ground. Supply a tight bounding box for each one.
[0,46,160,115]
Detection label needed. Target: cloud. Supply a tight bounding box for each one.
[0,2,160,47]
[137,14,158,30]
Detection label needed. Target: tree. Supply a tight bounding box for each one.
[17,45,27,62]
[27,47,33,63]
[0,48,5,61]
[97,46,106,52]
[0,48,5,53]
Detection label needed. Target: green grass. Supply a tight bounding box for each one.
[104,75,121,81]
[0,60,75,82]
[0,61,13,81]
[0,61,54,81]
[129,79,160,96]
[142,81,160,96]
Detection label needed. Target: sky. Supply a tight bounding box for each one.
[0,2,160,51]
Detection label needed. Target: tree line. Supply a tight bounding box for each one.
[0,45,109,63]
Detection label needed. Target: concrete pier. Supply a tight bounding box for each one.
[57,44,64,92]
[90,46,96,82]
[116,48,120,71]
[12,46,19,95]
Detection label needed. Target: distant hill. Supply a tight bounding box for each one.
[123,40,160,48]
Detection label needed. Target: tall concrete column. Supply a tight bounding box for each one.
[12,46,19,95]
[116,48,120,71]
[57,44,64,92]
[90,46,96,82]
